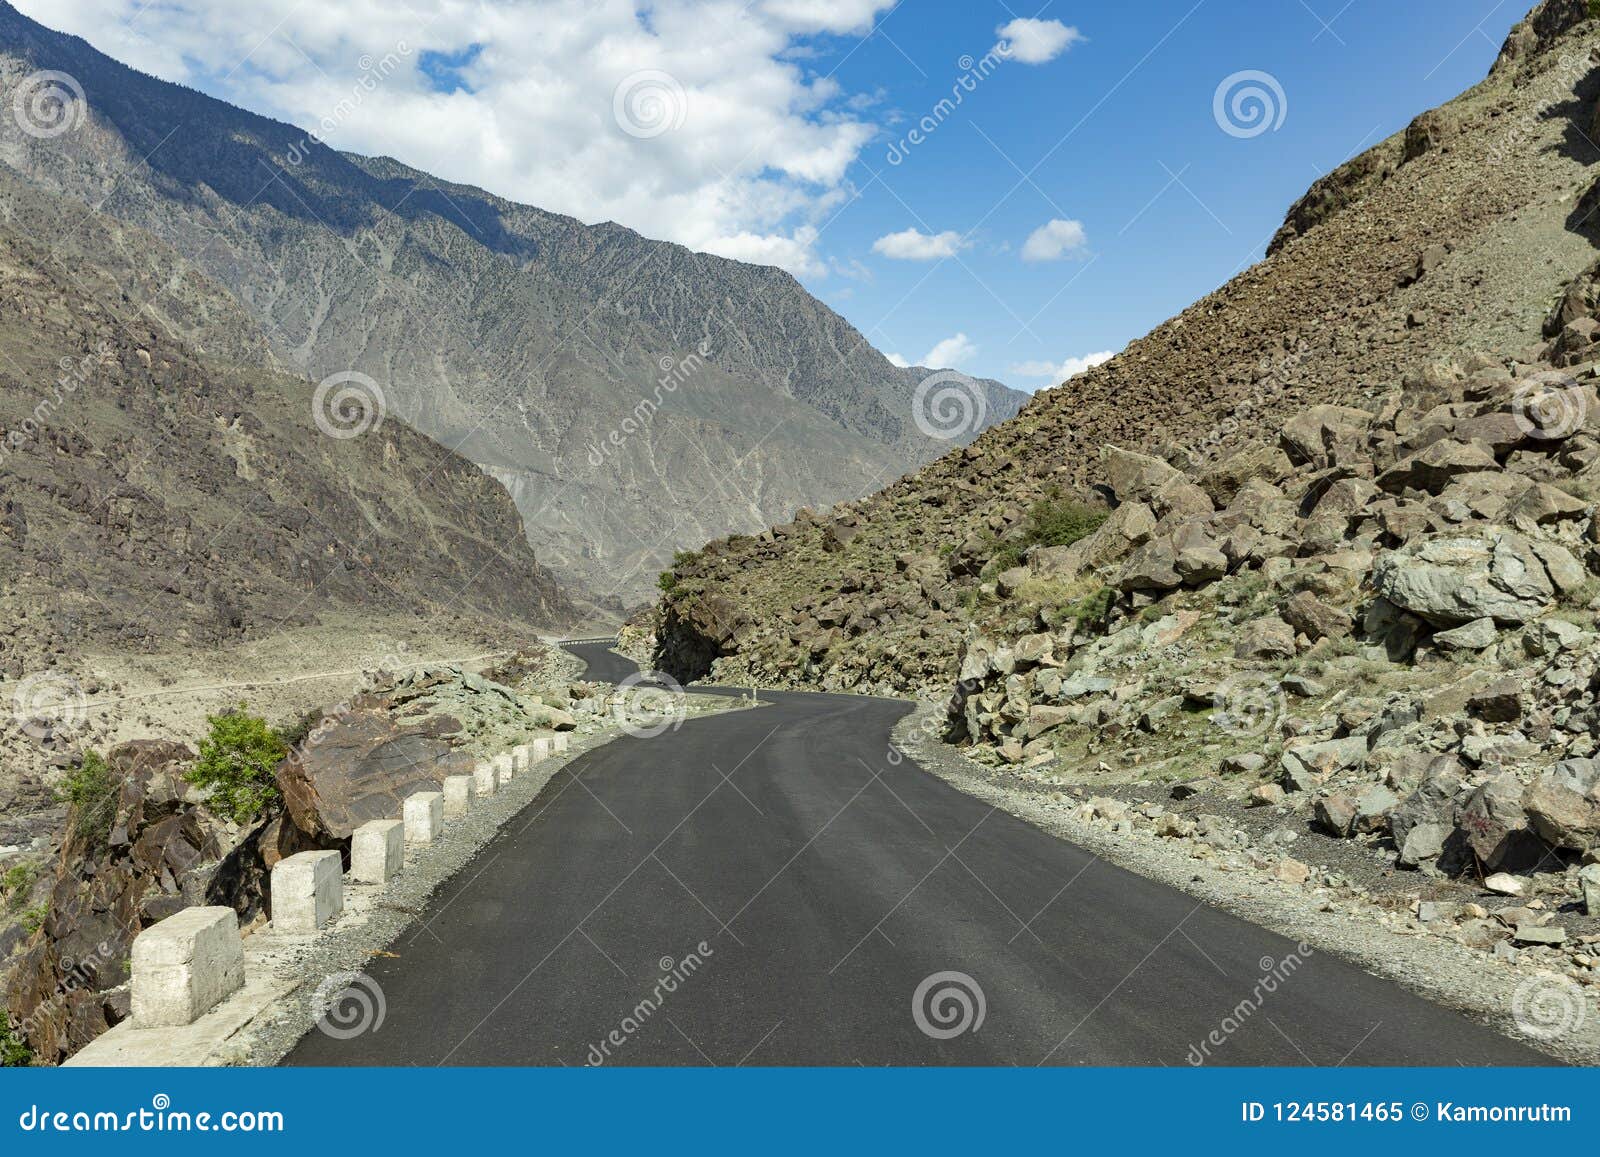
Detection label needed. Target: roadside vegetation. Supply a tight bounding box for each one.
[184,705,288,824]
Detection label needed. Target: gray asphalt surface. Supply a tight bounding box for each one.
[285,642,1547,1066]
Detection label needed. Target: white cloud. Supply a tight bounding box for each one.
[871,227,964,260]
[922,333,976,368]
[996,18,1083,65]
[885,352,910,367]
[1021,218,1089,262]
[759,0,892,34]
[15,0,894,279]
[1010,350,1115,382]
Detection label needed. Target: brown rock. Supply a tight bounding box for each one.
[276,709,474,841]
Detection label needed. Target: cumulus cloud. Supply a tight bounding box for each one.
[871,227,965,260]
[922,333,976,368]
[885,352,911,368]
[1021,218,1089,262]
[995,18,1083,65]
[759,0,891,34]
[1009,350,1115,383]
[15,0,897,278]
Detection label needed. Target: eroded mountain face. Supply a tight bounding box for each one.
[0,1,1024,608]
[0,172,573,828]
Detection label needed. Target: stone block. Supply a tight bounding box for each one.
[131,906,245,1027]
[271,850,343,933]
[351,819,405,884]
[443,774,476,818]
[404,791,444,844]
[473,760,500,797]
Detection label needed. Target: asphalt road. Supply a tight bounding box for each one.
[285,642,1545,1066]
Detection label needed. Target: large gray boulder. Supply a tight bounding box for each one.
[1458,773,1538,870]
[1523,758,1600,852]
[1371,530,1556,625]
[1279,404,1372,467]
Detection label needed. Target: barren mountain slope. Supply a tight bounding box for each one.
[0,178,574,830]
[649,0,1600,695]
[0,1,1024,606]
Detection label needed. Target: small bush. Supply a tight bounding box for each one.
[58,751,116,848]
[2,863,39,912]
[185,705,287,825]
[657,570,678,594]
[0,1019,32,1067]
[1065,586,1117,631]
[1025,496,1108,550]
[984,495,1107,578]
[19,902,47,935]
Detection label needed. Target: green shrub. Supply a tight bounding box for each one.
[184,705,287,824]
[0,1019,31,1067]
[19,902,47,935]
[985,495,1108,578]
[657,570,678,594]
[58,751,116,848]
[1065,586,1116,631]
[2,863,39,912]
[1025,496,1108,550]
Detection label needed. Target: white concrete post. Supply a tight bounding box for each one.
[473,759,500,797]
[552,733,570,753]
[443,774,476,818]
[404,791,444,844]
[351,819,405,884]
[530,737,553,761]
[130,906,245,1027]
[494,752,515,786]
[271,850,343,933]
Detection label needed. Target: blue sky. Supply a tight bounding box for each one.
[807,0,1524,385]
[22,0,1527,390]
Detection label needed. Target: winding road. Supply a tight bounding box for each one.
[285,642,1544,1066]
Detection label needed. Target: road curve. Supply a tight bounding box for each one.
[285,642,1544,1066]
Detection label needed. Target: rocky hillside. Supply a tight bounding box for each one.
[0,172,574,835]
[651,0,1600,694]
[0,0,1024,607]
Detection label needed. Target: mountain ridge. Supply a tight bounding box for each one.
[0,0,1025,607]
